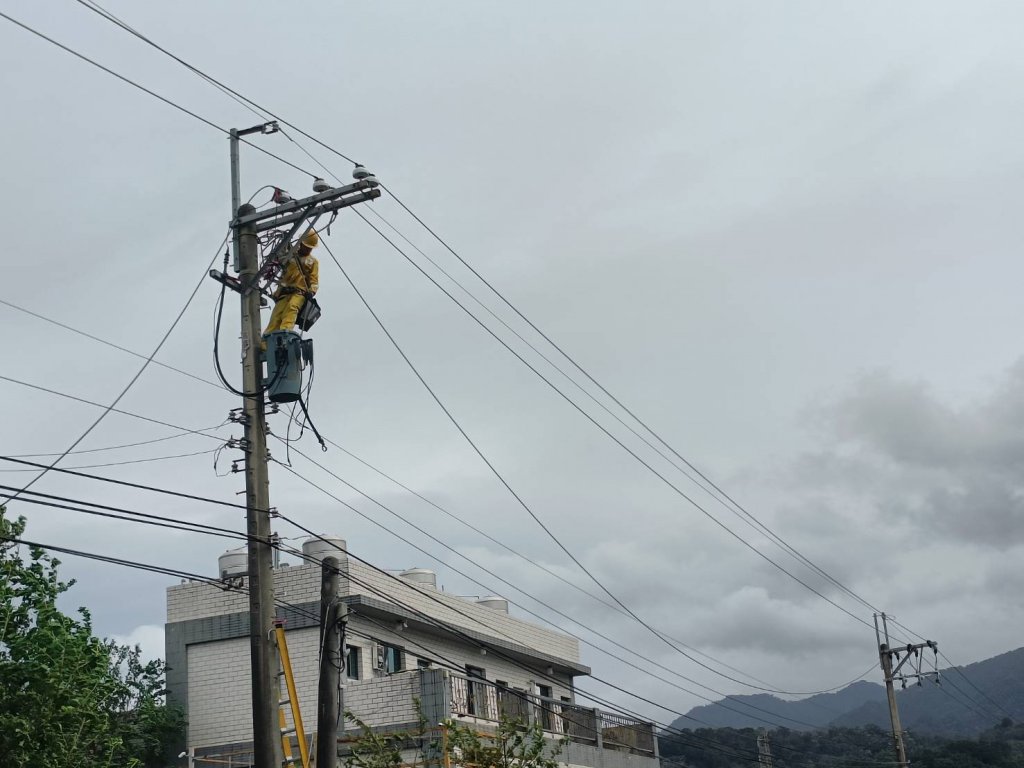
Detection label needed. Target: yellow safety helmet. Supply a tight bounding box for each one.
[300,231,320,249]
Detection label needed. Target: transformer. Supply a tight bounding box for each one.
[264,330,304,403]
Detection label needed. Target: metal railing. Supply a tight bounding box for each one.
[449,673,655,757]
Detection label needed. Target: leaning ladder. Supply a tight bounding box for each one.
[274,619,310,768]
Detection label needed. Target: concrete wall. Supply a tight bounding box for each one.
[167,552,581,753]
[167,557,579,664]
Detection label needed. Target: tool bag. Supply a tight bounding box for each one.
[296,296,321,331]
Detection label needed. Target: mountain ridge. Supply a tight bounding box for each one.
[668,646,1024,737]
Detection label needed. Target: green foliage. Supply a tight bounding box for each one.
[344,710,421,768]
[444,716,565,768]
[0,507,184,768]
[342,707,566,768]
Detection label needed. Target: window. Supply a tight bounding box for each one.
[466,665,486,679]
[345,645,360,680]
[375,642,403,674]
[417,658,433,670]
[537,685,553,731]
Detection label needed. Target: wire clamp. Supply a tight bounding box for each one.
[228,408,249,425]
[227,437,251,452]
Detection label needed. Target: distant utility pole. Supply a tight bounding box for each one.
[874,612,940,768]
[756,730,774,768]
[223,122,380,768]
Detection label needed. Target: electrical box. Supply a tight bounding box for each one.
[264,330,304,403]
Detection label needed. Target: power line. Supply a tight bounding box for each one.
[0,483,891,766]
[0,249,864,701]
[888,618,1013,721]
[324,226,876,672]
[308,428,802,695]
[45,0,884,686]
[0,11,317,179]
[0,230,230,504]
[0,286,866,704]
[273,451,844,731]
[0,376,232,445]
[273,528,899,768]
[383,183,885,620]
[0,528,768,766]
[0,448,221,473]
[69,0,360,167]
[0,297,222,391]
[0,455,255,514]
[6,423,227,458]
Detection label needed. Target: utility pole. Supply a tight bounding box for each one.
[231,121,283,768]
[874,613,940,768]
[756,730,774,768]
[316,557,347,768]
[222,122,380,768]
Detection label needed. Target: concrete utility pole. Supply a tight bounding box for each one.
[756,730,774,768]
[316,557,347,768]
[223,122,380,768]
[231,121,283,768]
[874,613,940,768]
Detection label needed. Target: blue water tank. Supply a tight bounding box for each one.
[265,330,303,403]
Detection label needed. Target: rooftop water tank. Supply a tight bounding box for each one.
[301,535,347,565]
[477,596,509,613]
[400,568,437,588]
[219,547,248,579]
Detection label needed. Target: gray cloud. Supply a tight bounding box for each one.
[4,0,1024,722]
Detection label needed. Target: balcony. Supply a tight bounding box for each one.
[448,673,657,758]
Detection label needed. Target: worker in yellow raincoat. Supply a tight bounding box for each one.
[263,230,320,340]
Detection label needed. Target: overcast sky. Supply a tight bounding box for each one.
[2,0,1023,726]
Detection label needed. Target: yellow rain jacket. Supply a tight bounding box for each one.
[265,247,319,335]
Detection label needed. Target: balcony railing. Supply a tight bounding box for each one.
[449,674,655,757]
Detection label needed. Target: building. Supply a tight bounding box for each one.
[166,536,658,768]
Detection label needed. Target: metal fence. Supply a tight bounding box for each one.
[449,673,654,756]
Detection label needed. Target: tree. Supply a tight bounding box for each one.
[0,507,184,767]
[342,706,566,768]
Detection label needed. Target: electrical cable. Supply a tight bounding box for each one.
[888,619,1013,720]
[0,11,317,179]
[42,4,976,721]
[69,0,360,167]
[0,376,230,445]
[0,285,869,700]
[0,489,894,766]
[2,1,893,699]
[364,195,883,622]
[324,228,877,694]
[0,7,990,714]
[0,229,230,505]
[0,455,258,513]
[270,463,836,732]
[296,395,326,452]
[0,447,221,473]
[384,182,887,620]
[6,423,227,458]
[272,532,900,767]
[278,409,863,698]
[277,436,877,717]
[0,297,222,391]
